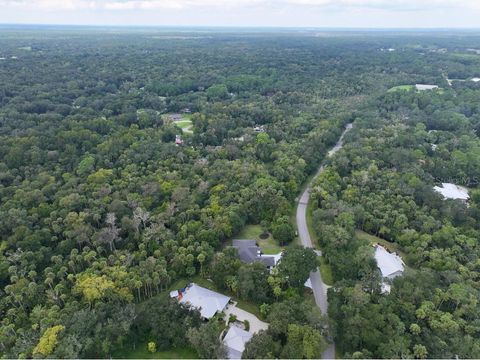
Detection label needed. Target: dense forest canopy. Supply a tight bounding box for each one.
[0,27,480,358]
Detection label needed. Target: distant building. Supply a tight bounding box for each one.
[434,183,469,202]
[232,240,279,269]
[175,135,183,146]
[178,283,230,320]
[168,114,182,121]
[223,326,253,359]
[253,125,265,133]
[374,244,405,293]
[415,84,439,91]
[471,78,480,82]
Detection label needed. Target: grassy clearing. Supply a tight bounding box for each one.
[113,343,198,359]
[176,120,193,129]
[318,257,334,286]
[306,200,319,247]
[387,85,415,92]
[355,230,407,259]
[233,224,282,255]
[449,53,479,60]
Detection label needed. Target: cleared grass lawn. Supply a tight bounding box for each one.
[176,120,193,129]
[387,85,415,92]
[318,257,334,286]
[355,230,407,259]
[113,343,197,359]
[233,225,282,255]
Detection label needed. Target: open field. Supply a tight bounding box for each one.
[355,230,407,259]
[387,85,415,92]
[175,120,193,129]
[113,344,198,359]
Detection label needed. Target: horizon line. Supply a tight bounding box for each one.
[1,23,480,31]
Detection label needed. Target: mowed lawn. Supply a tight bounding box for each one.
[387,85,415,92]
[113,343,197,359]
[233,224,282,254]
[355,229,407,259]
[175,120,192,129]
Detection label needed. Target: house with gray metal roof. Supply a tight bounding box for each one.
[223,326,253,359]
[179,283,230,319]
[232,240,277,268]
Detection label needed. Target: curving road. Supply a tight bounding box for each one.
[296,123,353,359]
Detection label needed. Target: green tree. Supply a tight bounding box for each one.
[277,246,318,288]
[186,322,226,359]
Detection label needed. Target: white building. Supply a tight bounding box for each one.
[433,183,469,201]
[374,244,405,293]
[179,283,230,319]
[415,84,439,91]
[223,326,253,359]
[471,78,480,82]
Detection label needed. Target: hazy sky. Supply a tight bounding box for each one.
[1,0,480,28]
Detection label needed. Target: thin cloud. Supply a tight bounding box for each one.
[2,0,480,11]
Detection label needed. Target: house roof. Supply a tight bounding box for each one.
[179,283,230,319]
[374,245,405,278]
[224,326,253,359]
[232,240,260,263]
[434,183,469,201]
[232,240,277,267]
[415,84,439,91]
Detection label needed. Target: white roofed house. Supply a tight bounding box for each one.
[223,326,253,359]
[178,283,230,320]
[374,244,405,293]
[415,84,439,91]
[433,183,469,203]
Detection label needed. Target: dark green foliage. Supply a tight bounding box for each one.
[277,246,318,289]
[2,27,480,358]
[271,217,295,246]
[132,297,202,351]
[186,321,227,359]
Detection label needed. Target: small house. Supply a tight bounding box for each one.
[223,326,253,359]
[433,183,469,202]
[175,135,183,146]
[374,244,405,293]
[415,84,439,91]
[232,240,279,270]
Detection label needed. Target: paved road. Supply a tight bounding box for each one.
[296,123,353,359]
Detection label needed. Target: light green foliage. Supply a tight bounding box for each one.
[147,341,157,353]
[33,325,65,357]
